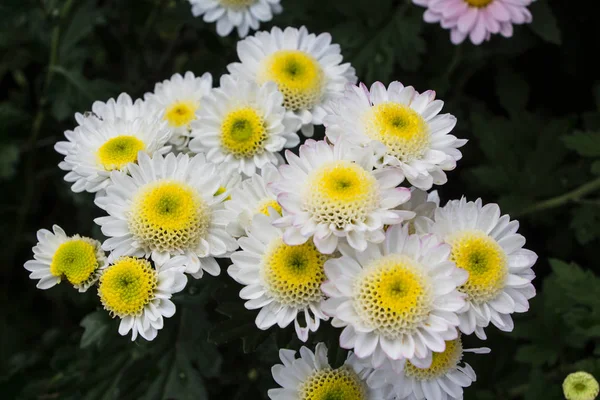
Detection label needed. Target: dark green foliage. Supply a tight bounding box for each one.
[1,0,599,399]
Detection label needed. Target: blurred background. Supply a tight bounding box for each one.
[1,0,599,399]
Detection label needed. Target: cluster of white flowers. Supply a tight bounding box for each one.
[25,24,537,400]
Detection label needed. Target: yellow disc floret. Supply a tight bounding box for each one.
[405,338,463,380]
[164,100,198,128]
[97,135,145,171]
[464,0,493,7]
[98,257,157,317]
[219,0,255,8]
[258,50,324,111]
[447,230,508,304]
[129,180,210,253]
[354,254,433,338]
[363,102,430,163]
[563,372,600,400]
[299,367,367,400]
[220,107,268,158]
[262,239,328,307]
[303,161,379,229]
[50,238,99,285]
[256,198,282,217]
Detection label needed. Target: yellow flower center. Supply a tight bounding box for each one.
[464,0,493,7]
[219,0,256,9]
[50,238,99,285]
[354,254,432,338]
[262,238,328,307]
[303,161,379,229]
[220,107,268,159]
[363,102,430,163]
[256,198,282,217]
[563,372,600,400]
[164,100,198,128]
[448,230,508,304]
[98,257,157,317]
[129,180,210,253]
[258,50,324,111]
[300,367,367,400]
[405,338,463,380]
[97,135,145,171]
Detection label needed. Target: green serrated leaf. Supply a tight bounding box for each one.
[529,0,562,45]
[79,310,112,349]
[563,131,600,157]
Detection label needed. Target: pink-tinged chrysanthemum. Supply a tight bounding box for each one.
[413,0,533,45]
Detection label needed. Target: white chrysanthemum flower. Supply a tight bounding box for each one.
[324,82,467,190]
[228,212,329,341]
[227,26,357,137]
[367,335,490,400]
[396,188,440,234]
[145,71,213,151]
[270,139,415,254]
[24,225,107,292]
[55,111,171,194]
[268,342,382,399]
[188,0,282,38]
[416,198,537,339]
[189,75,301,176]
[98,256,187,341]
[91,92,147,122]
[94,152,238,279]
[223,163,281,237]
[321,225,468,367]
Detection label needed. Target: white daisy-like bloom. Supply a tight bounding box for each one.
[227,26,358,137]
[188,0,282,38]
[229,211,330,341]
[367,335,490,400]
[98,256,187,341]
[321,224,468,367]
[416,198,537,340]
[189,74,301,177]
[396,188,440,235]
[145,71,213,151]
[223,163,281,237]
[268,342,382,399]
[270,139,415,254]
[94,152,238,279]
[324,82,467,190]
[24,225,107,292]
[55,109,171,194]
[90,92,147,122]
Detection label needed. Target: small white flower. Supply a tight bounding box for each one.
[189,75,301,176]
[24,225,107,292]
[397,188,440,233]
[188,0,282,38]
[366,335,490,400]
[223,163,281,237]
[94,152,238,278]
[321,225,468,367]
[228,26,357,137]
[417,198,537,339]
[228,211,329,341]
[145,71,213,151]
[98,256,188,341]
[271,139,415,254]
[325,81,467,190]
[268,342,382,399]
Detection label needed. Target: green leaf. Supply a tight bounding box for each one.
[563,131,600,157]
[80,310,113,349]
[0,144,19,180]
[529,0,562,45]
[570,205,600,244]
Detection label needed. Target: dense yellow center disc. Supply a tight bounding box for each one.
[97,135,145,171]
[300,367,367,400]
[258,50,324,111]
[262,239,328,307]
[405,338,463,380]
[256,199,282,217]
[220,107,267,158]
[219,0,255,8]
[164,100,198,128]
[50,239,99,285]
[448,230,508,304]
[98,257,157,317]
[363,102,430,163]
[354,255,432,338]
[464,0,493,7]
[129,180,209,253]
[303,161,379,229]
